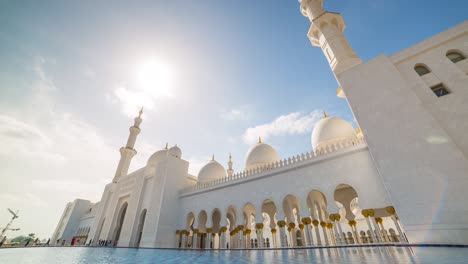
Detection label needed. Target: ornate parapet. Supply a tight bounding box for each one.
[179,140,367,196]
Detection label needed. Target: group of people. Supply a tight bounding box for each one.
[97,239,114,247]
[0,236,51,247]
[52,238,117,247]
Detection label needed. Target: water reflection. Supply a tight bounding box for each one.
[0,246,464,264]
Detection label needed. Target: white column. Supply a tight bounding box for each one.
[304,225,312,246]
[327,224,336,245]
[336,221,345,244]
[349,221,361,244]
[320,222,329,246]
[378,220,388,242]
[302,218,313,247]
[175,232,180,248]
[193,231,198,248]
[362,210,377,243]
[277,221,287,248]
[220,228,227,249]
[312,220,322,246]
[371,217,383,243]
[255,223,264,248]
[238,227,244,249]
[391,215,407,243]
[181,233,186,248]
[205,229,212,249]
[332,222,341,245]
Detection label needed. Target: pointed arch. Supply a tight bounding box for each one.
[261,199,277,229]
[197,210,208,233]
[226,205,237,231]
[112,202,128,244]
[446,50,465,63]
[136,209,147,247]
[414,64,431,76]
[306,190,328,221]
[186,212,195,230]
[333,183,359,220]
[211,208,222,233]
[282,194,301,224]
[242,202,256,229]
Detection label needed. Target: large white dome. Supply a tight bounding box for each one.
[245,141,280,170]
[198,159,226,182]
[168,145,182,158]
[147,149,168,167]
[311,116,357,151]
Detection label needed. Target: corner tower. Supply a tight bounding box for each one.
[113,108,143,183]
[297,1,468,244]
[299,0,361,75]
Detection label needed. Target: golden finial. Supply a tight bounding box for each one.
[229,152,232,162]
[356,127,361,134]
[164,143,168,149]
[323,111,328,119]
[139,107,143,118]
[258,136,262,144]
[211,154,215,161]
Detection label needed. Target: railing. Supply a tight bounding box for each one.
[180,138,365,195]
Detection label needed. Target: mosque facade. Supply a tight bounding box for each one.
[51,0,468,248]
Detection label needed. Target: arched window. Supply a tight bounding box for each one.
[446,51,465,63]
[414,65,430,76]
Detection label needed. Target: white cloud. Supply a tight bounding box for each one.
[111,58,176,117]
[186,155,211,176]
[0,56,118,238]
[242,111,322,144]
[0,115,48,143]
[113,86,156,118]
[83,67,96,78]
[0,193,47,208]
[220,105,253,121]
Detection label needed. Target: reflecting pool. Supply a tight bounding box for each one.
[0,246,467,263]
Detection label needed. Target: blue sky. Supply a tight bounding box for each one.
[0,0,466,239]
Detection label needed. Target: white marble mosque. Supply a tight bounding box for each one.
[51,0,468,248]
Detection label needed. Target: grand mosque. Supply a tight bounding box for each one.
[51,0,468,248]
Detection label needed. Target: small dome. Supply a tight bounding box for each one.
[198,158,226,182]
[147,149,168,167]
[168,145,182,158]
[245,140,280,170]
[311,116,357,151]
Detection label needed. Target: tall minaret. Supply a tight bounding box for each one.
[227,153,234,177]
[113,108,143,183]
[299,0,361,75]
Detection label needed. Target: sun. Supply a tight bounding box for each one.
[135,58,174,98]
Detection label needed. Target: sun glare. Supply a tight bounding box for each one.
[135,58,174,98]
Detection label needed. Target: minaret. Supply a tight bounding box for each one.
[299,0,361,75]
[227,153,234,177]
[112,108,143,183]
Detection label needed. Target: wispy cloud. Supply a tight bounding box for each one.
[112,85,157,118]
[186,155,212,176]
[220,105,253,121]
[110,58,176,117]
[242,111,322,144]
[0,56,119,237]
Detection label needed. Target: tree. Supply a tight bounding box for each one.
[27,233,36,243]
[11,236,28,243]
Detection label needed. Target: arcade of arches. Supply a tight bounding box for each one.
[176,184,407,249]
